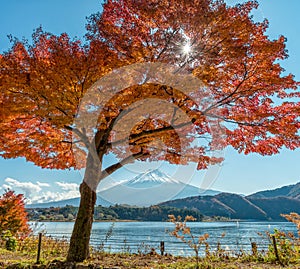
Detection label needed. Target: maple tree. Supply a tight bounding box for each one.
[0,0,299,262]
[0,190,31,239]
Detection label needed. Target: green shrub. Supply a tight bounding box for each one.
[3,230,18,251]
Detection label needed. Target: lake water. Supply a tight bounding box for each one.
[31,221,298,256]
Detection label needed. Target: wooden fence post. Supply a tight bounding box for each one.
[251,242,257,256]
[160,241,165,256]
[271,235,284,266]
[36,233,42,264]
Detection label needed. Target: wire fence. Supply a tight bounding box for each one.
[18,230,278,257]
[2,219,299,264]
[1,227,299,266]
[89,233,273,256]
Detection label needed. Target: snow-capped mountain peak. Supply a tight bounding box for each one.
[125,169,180,187]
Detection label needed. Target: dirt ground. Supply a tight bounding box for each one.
[1,251,299,269]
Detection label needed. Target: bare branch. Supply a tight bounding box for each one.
[100,151,149,178]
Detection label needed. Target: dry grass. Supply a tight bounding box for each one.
[0,227,299,269]
[1,247,299,269]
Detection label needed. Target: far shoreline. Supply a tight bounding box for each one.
[28,218,289,223]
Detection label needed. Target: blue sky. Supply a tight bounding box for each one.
[0,0,300,203]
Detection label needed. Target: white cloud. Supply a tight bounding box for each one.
[37,181,50,187]
[29,181,80,204]
[28,190,80,204]
[2,184,10,190]
[4,178,42,197]
[56,182,79,191]
[2,178,80,205]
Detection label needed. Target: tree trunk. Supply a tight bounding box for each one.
[66,130,109,262]
[67,181,96,262]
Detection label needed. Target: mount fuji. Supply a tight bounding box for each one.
[97,169,220,206]
[27,169,219,208]
[123,169,181,188]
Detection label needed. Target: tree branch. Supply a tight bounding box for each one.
[108,120,194,148]
[100,151,149,179]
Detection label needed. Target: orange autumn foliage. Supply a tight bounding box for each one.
[281,212,300,237]
[0,0,300,261]
[0,1,299,174]
[0,190,31,239]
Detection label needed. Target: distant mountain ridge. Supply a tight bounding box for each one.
[160,182,300,220]
[26,195,112,209]
[26,171,300,220]
[247,182,300,200]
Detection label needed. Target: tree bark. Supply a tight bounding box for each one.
[66,128,109,262]
[66,124,147,262]
[66,181,96,262]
